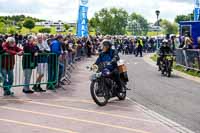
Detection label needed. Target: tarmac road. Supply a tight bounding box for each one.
[123,54,200,133]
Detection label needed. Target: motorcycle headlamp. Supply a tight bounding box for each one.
[92,65,98,72]
[102,68,111,76]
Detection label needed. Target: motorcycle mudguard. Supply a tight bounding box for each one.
[120,72,129,82]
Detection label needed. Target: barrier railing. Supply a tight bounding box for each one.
[0,53,59,89]
[176,48,200,71]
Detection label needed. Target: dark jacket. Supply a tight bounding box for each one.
[159,45,173,56]
[2,42,22,70]
[95,49,120,71]
[0,38,4,54]
[22,43,39,69]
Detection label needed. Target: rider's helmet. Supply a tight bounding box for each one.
[102,39,112,48]
[162,39,168,47]
[99,39,112,52]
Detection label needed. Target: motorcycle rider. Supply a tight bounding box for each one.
[157,39,174,71]
[94,40,124,93]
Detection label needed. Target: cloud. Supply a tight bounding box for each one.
[0,0,42,14]
[0,0,195,22]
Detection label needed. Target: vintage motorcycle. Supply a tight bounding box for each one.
[160,54,174,77]
[88,60,129,106]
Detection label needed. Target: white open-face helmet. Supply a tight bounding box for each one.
[6,37,15,43]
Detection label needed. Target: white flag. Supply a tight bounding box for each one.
[80,0,88,7]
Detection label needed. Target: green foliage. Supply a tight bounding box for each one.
[174,13,194,23]
[150,54,158,62]
[38,28,51,33]
[128,13,149,35]
[89,18,98,34]
[0,22,6,34]
[0,18,6,24]
[90,8,128,35]
[89,17,97,28]
[63,24,70,31]
[0,15,43,26]
[90,8,149,35]
[160,19,178,34]
[174,65,200,77]
[16,22,23,31]
[8,26,17,34]
[147,31,162,36]
[23,19,35,30]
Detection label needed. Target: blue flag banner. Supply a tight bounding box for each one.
[194,8,200,21]
[77,0,89,37]
[194,0,200,21]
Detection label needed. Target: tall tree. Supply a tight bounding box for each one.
[23,19,35,31]
[90,8,128,35]
[160,19,178,34]
[128,13,149,35]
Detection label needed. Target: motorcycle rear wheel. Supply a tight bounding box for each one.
[167,71,171,77]
[117,91,126,100]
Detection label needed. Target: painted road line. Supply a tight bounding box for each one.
[26,101,159,123]
[0,118,78,133]
[0,106,151,133]
[52,98,142,112]
[0,98,142,112]
[126,97,195,133]
[0,99,32,102]
[0,97,139,110]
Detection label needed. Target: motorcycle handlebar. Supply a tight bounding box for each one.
[99,62,111,67]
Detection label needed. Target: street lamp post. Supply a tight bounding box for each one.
[155,10,160,50]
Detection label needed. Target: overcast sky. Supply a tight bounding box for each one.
[0,0,194,23]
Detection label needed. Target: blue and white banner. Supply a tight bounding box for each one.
[194,0,200,21]
[194,8,200,21]
[77,0,89,37]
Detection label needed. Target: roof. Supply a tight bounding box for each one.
[179,21,200,24]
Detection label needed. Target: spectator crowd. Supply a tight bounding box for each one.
[0,32,199,96]
[0,34,102,96]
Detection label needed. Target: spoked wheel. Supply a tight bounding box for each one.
[167,71,171,77]
[161,71,165,75]
[117,91,126,100]
[167,62,172,77]
[117,81,127,101]
[166,67,171,77]
[161,66,165,75]
[90,81,109,106]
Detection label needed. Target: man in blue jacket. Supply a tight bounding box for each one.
[48,35,64,90]
[95,40,124,93]
[50,35,63,55]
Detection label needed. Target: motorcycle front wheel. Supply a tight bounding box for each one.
[90,80,109,106]
[166,61,172,77]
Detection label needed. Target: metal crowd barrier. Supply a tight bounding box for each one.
[0,46,86,93]
[0,53,59,89]
[176,48,200,71]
